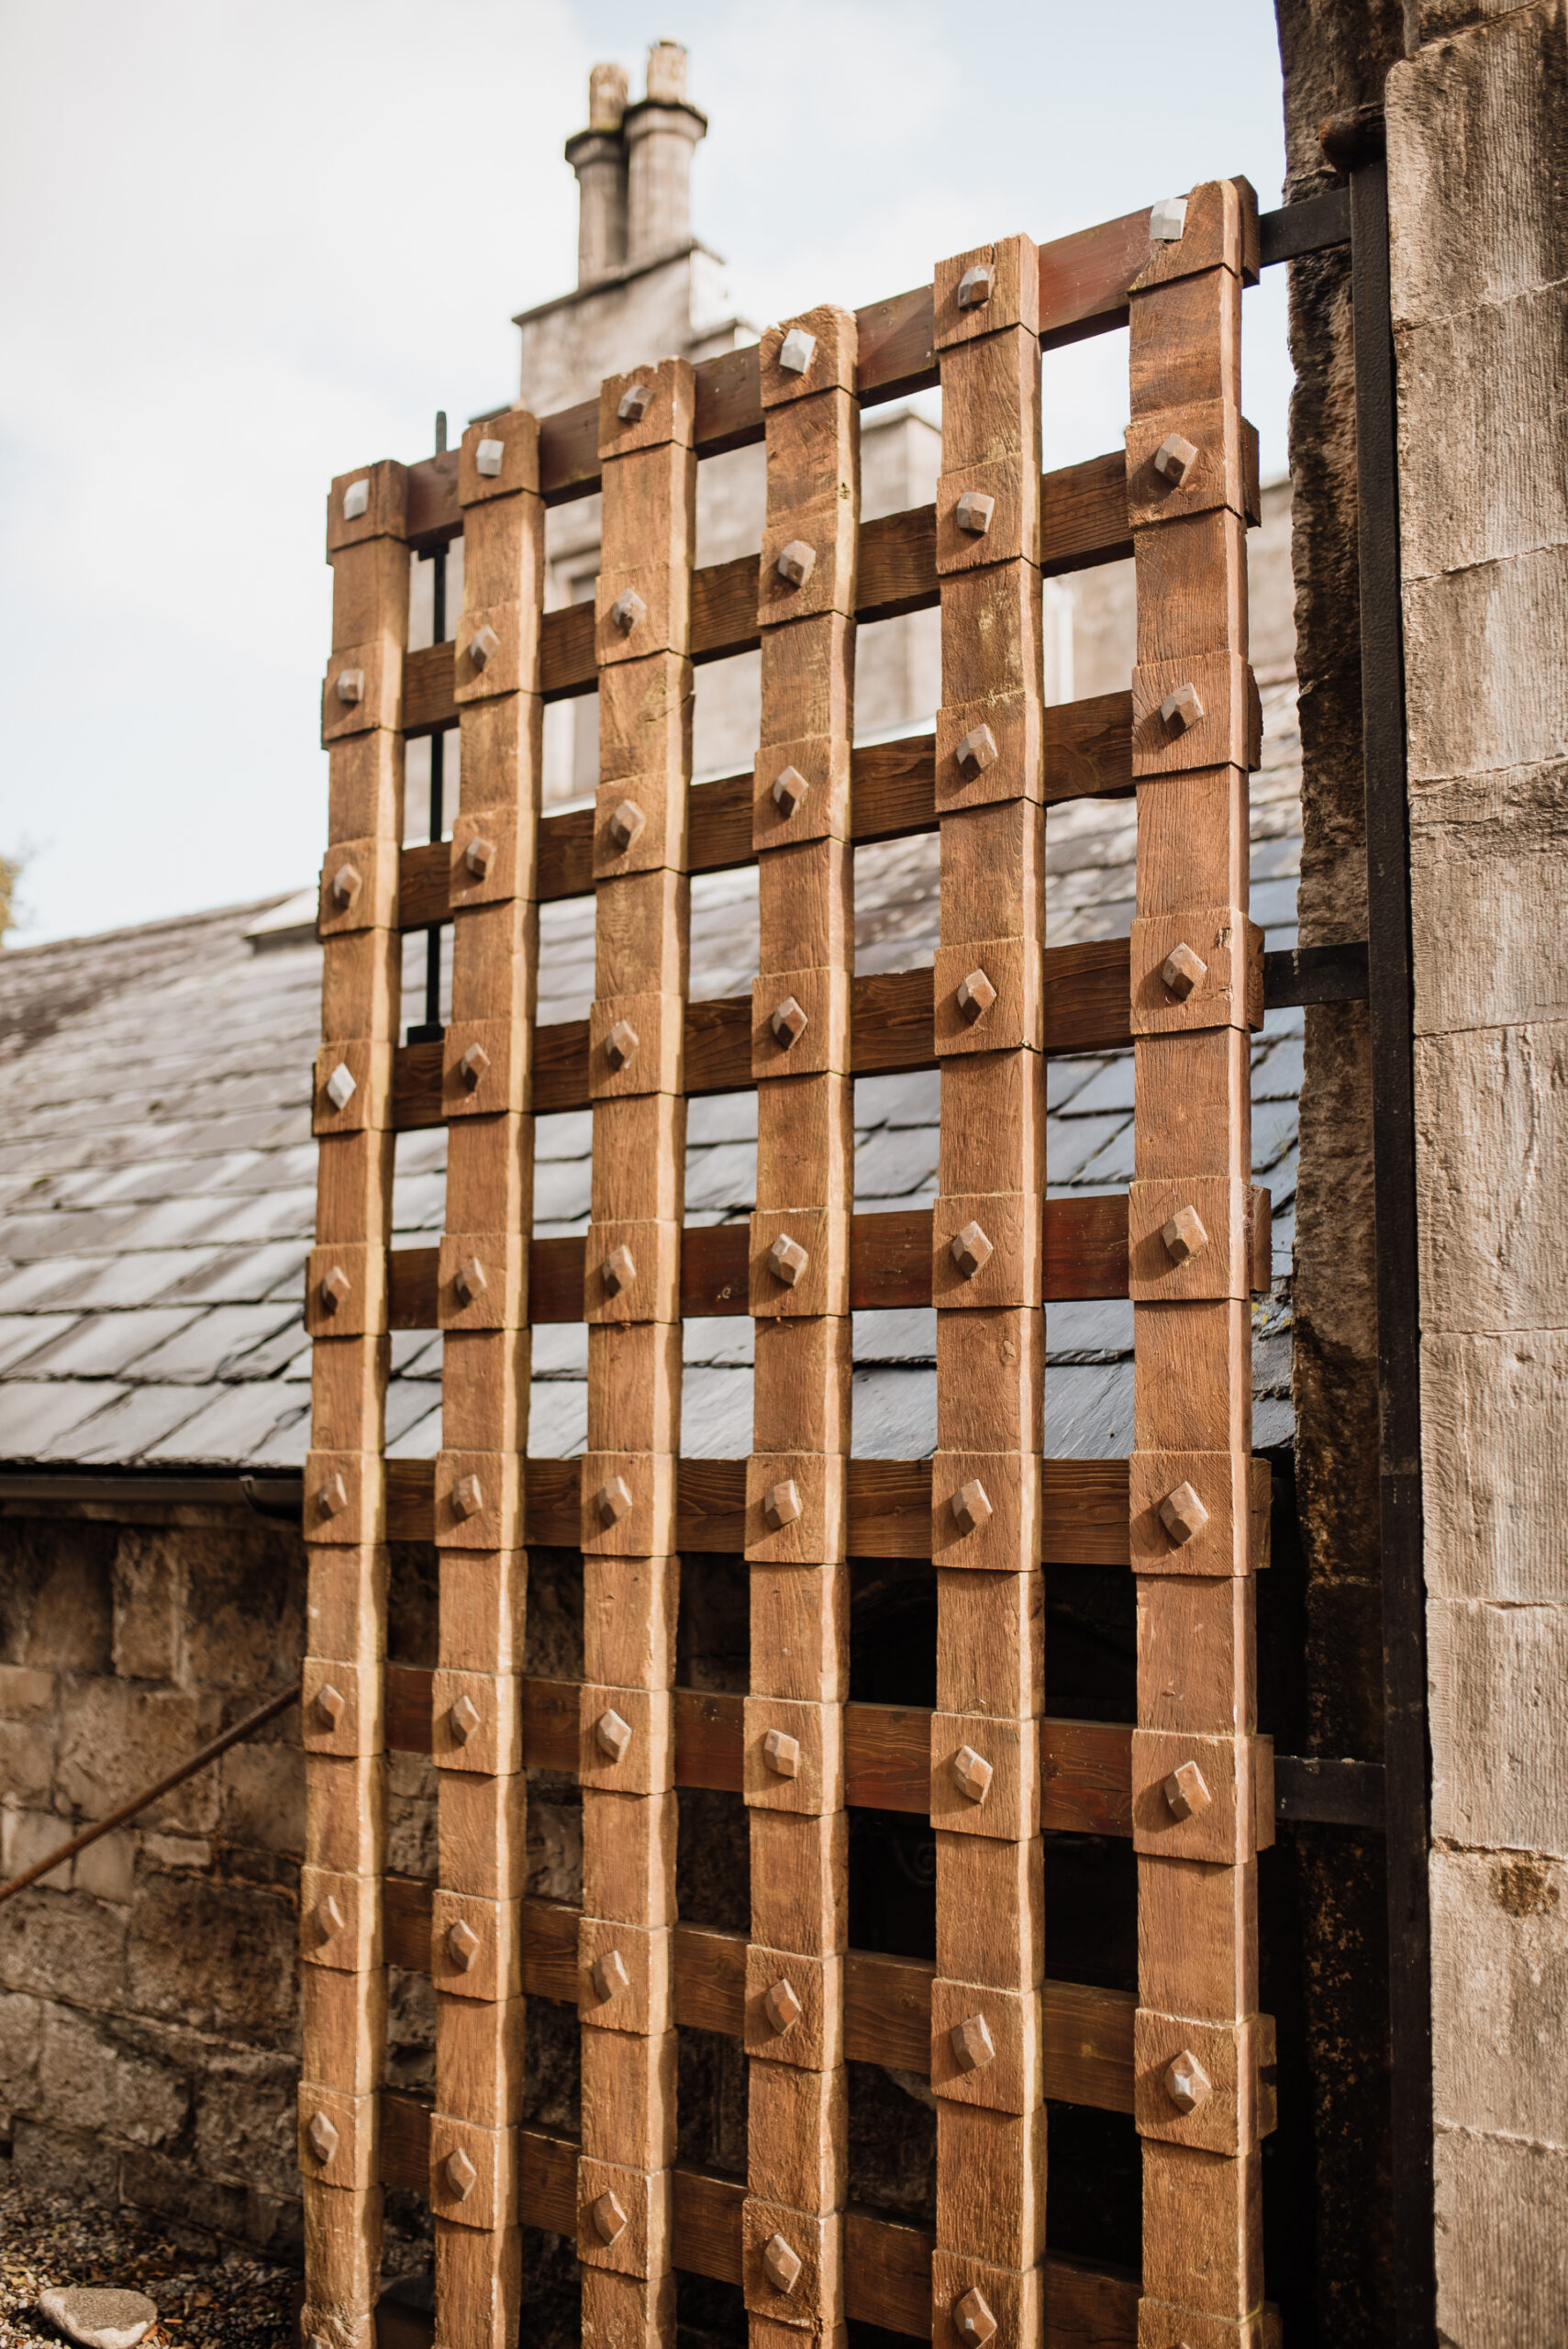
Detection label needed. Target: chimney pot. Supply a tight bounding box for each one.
[623,44,707,266]
[589,61,628,129]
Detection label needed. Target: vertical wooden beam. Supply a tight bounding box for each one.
[576,356,695,2349]
[742,306,860,2349]
[1125,181,1272,2349]
[927,239,1049,2349]
[301,458,409,2349]
[428,412,544,2349]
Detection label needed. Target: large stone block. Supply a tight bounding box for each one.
[1429,1596,1568,1855]
[1432,1846,1568,2142]
[0,1718,54,1808]
[1406,543,1568,785]
[37,2002,189,2147]
[128,1872,297,2047]
[176,1525,306,1690]
[119,2143,295,2253]
[111,1531,182,1681]
[1396,286,1568,585]
[1411,764,1568,1032]
[0,1522,114,1672]
[1416,1019,1568,1330]
[0,1987,42,2109]
[0,1886,127,2009]
[11,2112,120,2204]
[1,1807,72,1891]
[1389,6,1568,328]
[56,1678,217,1830]
[1425,1330,1568,1602]
[1435,2124,1568,2343]
[219,1738,305,1859]
[194,2047,301,2201]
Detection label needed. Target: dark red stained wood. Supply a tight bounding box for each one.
[845,1458,932,1562]
[384,1660,431,1754]
[1043,937,1135,1057]
[672,1923,747,2036]
[673,1688,744,1793]
[520,2126,578,2237]
[672,2168,744,2286]
[522,1457,579,1549]
[1042,1457,1131,1564]
[397,839,449,929]
[530,1018,591,1118]
[384,1872,431,1973]
[537,804,594,901]
[387,1247,439,1329]
[844,2212,931,2340]
[673,1456,748,1553]
[1045,1193,1130,1302]
[528,1234,582,1323]
[1041,1717,1136,1839]
[379,2091,429,2193]
[520,1674,576,1773]
[1045,690,1134,804]
[844,1950,934,2073]
[844,1702,929,1813]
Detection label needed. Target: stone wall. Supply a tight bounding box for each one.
[1386,3,1568,2335]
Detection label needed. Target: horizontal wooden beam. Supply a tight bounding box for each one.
[375,2100,1140,2344]
[395,695,1133,928]
[390,940,1134,1128]
[379,1452,1134,1560]
[384,1195,1130,1329]
[382,1670,1136,1842]
[380,1881,1135,2114]
[401,456,1129,728]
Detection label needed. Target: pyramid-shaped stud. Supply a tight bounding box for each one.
[474,437,505,477]
[314,1683,345,1727]
[319,1264,351,1314]
[762,1727,801,1778]
[1161,941,1207,1000]
[454,1254,487,1304]
[601,1243,637,1298]
[955,723,998,776]
[1163,1758,1212,1820]
[955,490,995,536]
[1153,430,1199,486]
[953,2286,998,2345]
[464,833,495,878]
[951,1220,994,1281]
[768,1233,808,1286]
[316,1894,346,1942]
[1150,195,1189,240]
[459,1041,490,1090]
[608,797,646,852]
[763,1477,802,1531]
[775,539,816,588]
[449,1692,481,1744]
[763,1977,803,2035]
[606,1019,639,1072]
[1161,681,1204,735]
[951,1477,994,1534]
[956,968,995,1024]
[335,668,364,706]
[469,623,500,671]
[617,381,653,421]
[1164,2048,1213,2113]
[330,863,361,910]
[1162,1206,1210,1265]
[596,1475,633,1527]
[317,1474,349,1521]
[778,326,817,375]
[591,2189,628,2244]
[595,1707,633,1762]
[952,1744,994,1804]
[452,1473,484,1520]
[762,2234,803,2296]
[443,2147,478,2200]
[771,996,808,1049]
[1157,1480,1209,1546]
[342,479,371,520]
[771,764,808,817]
[951,2012,996,2073]
[956,262,994,309]
[446,1918,481,1971]
[591,1947,630,2001]
[610,588,646,635]
[306,2110,339,2166]
[325,1062,357,1112]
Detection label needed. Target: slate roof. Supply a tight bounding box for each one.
[0,682,1301,1473]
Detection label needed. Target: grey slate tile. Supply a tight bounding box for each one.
[143,1381,310,1467]
[0,1314,83,1375]
[63,1384,216,1465]
[16,1308,205,1380]
[0,1379,133,1460]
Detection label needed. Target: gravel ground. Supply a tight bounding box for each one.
[0,2182,294,2349]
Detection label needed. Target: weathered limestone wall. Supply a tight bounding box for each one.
[1386,4,1568,2333]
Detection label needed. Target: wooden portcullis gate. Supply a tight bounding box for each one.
[301,179,1278,2349]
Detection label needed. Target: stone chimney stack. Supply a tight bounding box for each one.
[623,40,707,265]
[563,61,629,285]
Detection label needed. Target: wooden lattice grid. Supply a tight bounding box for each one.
[300,177,1276,2349]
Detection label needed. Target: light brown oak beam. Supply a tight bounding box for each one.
[389,940,1136,1128]
[384,1194,1135,1329]
[379,1453,1139,1561]
[383,1670,1136,1839]
[379,1885,1135,2114]
[395,696,1133,929]
[400,458,1132,729]
[402,207,1163,544]
[374,2108,1140,2345]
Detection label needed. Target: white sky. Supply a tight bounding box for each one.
[0,0,1290,945]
